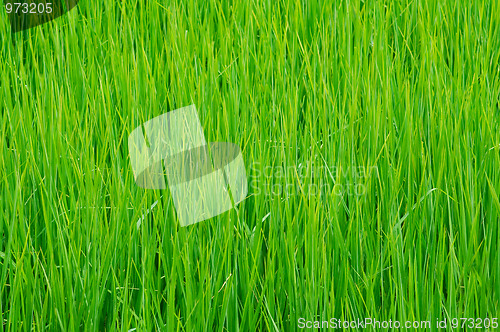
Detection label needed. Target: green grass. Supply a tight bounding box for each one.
[1,0,500,330]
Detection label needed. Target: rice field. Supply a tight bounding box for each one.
[1,0,500,330]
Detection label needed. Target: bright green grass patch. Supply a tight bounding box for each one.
[1,0,500,330]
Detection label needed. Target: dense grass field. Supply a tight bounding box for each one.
[1,0,500,330]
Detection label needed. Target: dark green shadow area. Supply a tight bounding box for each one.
[5,0,78,33]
